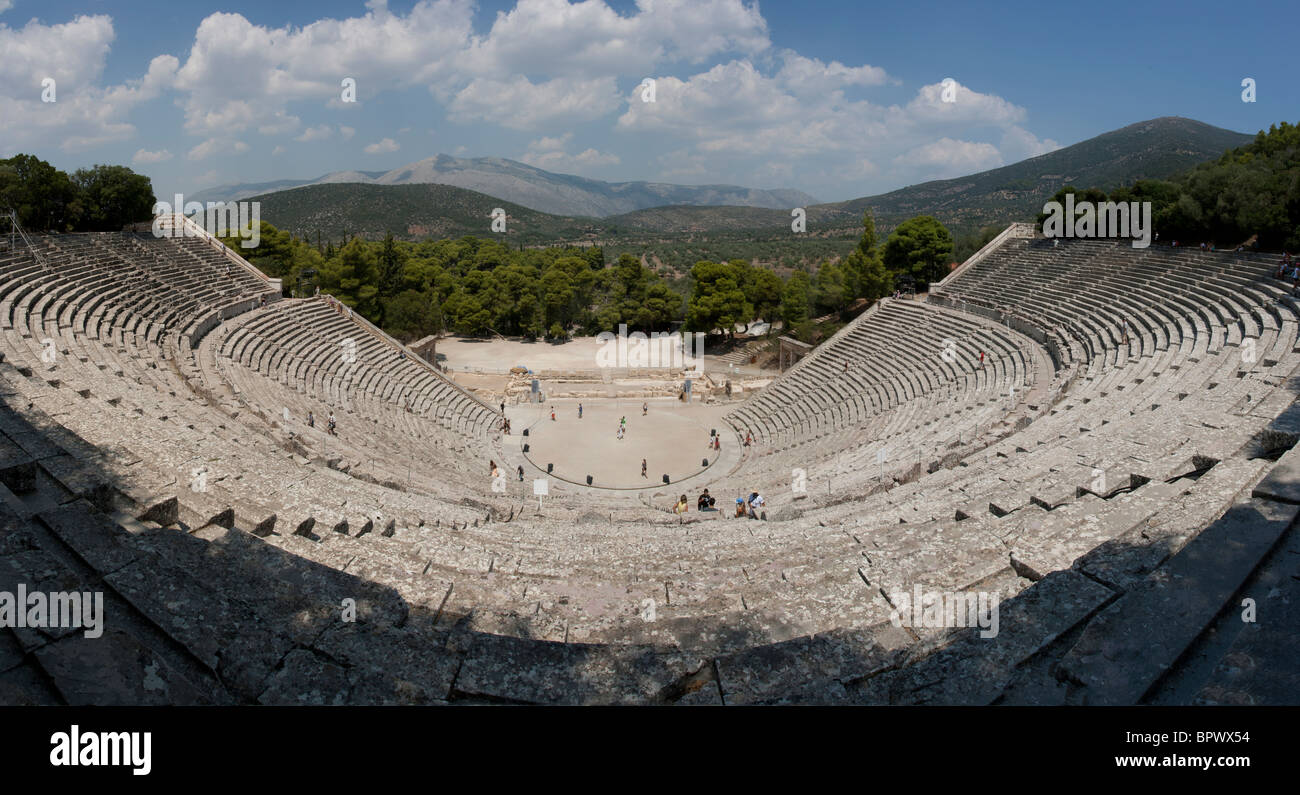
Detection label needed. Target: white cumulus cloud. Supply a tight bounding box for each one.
[132,148,173,164]
[363,137,399,154]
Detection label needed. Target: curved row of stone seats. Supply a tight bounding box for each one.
[192,298,536,504]
[205,351,499,501]
[725,299,1038,449]
[712,388,1020,503]
[0,234,275,367]
[932,238,1290,372]
[707,298,1045,500]
[215,298,497,440]
[0,239,509,534]
[702,231,1300,523]
[0,337,502,544]
[723,289,1295,527]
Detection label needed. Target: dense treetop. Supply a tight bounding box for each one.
[0,155,155,233]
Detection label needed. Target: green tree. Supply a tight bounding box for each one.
[812,259,849,314]
[0,154,81,231]
[71,164,155,231]
[685,260,751,336]
[781,271,812,326]
[952,224,1006,265]
[383,290,440,340]
[741,262,783,330]
[842,211,892,303]
[321,237,382,317]
[378,232,405,295]
[1035,186,1108,231]
[882,215,954,291]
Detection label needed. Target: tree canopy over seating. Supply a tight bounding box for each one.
[0,154,155,233]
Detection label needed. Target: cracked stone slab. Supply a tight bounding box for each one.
[850,569,1113,705]
[1058,498,1299,705]
[132,525,408,645]
[37,500,142,575]
[454,633,704,705]
[105,558,294,702]
[0,530,93,651]
[0,660,61,705]
[257,648,352,706]
[1077,457,1269,590]
[1251,443,1300,504]
[716,624,913,705]
[0,628,23,673]
[311,622,457,705]
[1005,482,1179,580]
[1192,518,1300,705]
[33,628,211,705]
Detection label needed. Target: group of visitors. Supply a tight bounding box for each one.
[672,488,763,518]
[1276,253,1300,296]
[299,409,336,436]
[1277,253,1296,279]
[737,491,765,518]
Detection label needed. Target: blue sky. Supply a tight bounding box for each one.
[1,0,1295,203]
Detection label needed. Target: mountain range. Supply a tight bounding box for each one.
[598,117,1254,234]
[193,154,818,217]
[235,117,1254,251]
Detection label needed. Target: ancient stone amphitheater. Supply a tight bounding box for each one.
[1,218,1296,705]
